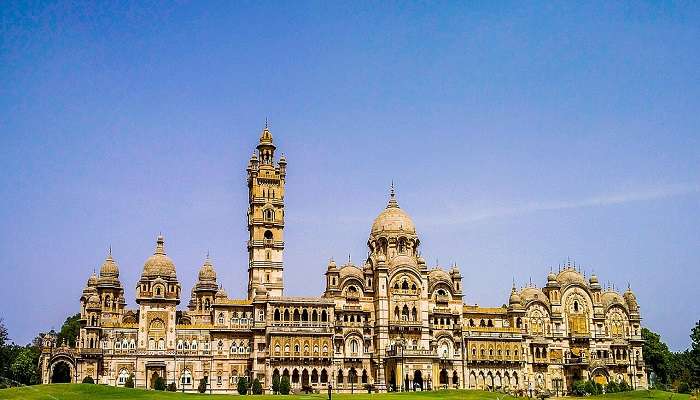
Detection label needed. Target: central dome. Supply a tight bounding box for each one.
[142,235,177,279]
[371,187,416,235]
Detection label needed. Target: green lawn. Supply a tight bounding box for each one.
[0,385,688,400]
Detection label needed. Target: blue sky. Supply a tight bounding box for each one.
[1,1,698,350]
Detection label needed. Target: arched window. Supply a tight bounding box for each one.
[321,310,328,322]
[218,313,224,324]
[158,338,164,350]
[574,301,579,312]
[274,309,281,321]
[411,307,418,321]
[302,309,309,321]
[312,310,318,322]
[181,369,192,385]
[402,281,409,290]
[118,369,129,386]
[402,305,409,321]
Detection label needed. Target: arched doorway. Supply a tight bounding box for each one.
[591,368,609,386]
[439,368,448,387]
[51,361,72,383]
[301,369,310,387]
[413,370,423,390]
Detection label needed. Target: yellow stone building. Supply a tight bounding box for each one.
[38,126,648,395]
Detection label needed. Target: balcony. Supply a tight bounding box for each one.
[565,356,588,366]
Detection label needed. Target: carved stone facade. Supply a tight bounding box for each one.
[39,126,648,394]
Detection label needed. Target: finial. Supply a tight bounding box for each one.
[265,117,269,129]
[108,245,112,256]
[348,253,351,263]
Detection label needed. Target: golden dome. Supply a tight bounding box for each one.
[142,235,177,279]
[86,272,98,287]
[259,126,274,145]
[215,286,228,299]
[371,187,416,235]
[509,287,522,305]
[99,250,119,278]
[198,256,217,282]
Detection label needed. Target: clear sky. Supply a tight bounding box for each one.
[1,1,698,350]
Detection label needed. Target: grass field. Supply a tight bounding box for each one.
[0,385,690,400]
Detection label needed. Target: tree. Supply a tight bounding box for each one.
[252,378,263,394]
[689,320,700,389]
[82,375,94,384]
[0,318,9,377]
[280,375,291,395]
[9,346,39,385]
[237,377,248,395]
[272,374,280,394]
[198,377,207,393]
[642,327,673,385]
[57,314,81,348]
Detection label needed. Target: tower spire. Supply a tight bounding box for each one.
[387,181,399,208]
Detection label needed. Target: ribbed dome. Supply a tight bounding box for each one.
[142,235,177,279]
[198,256,217,282]
[371,187,416,235]
[99,251,119,278]
[556,269,587,286]
[339,264,363,281]
[428,268,451,283]
[215,286,228,299]
[509,288,522,305]
[86,272,98,287]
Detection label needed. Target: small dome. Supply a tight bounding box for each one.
[339,264,363,281]
[142,235,177,279]
[602,291,626,309]
[450,265,461,276]
[547,271,557,282]
[87,272,98,287]
[509,288,522,305]
[428,268,451,283]
[99,251,119,278]
[215,286,228,299]
[327,259,337,270]
[371,188,416,235]
[259,126,274,145]
[521,287,548,303]
[623,286,639,311]
[198,256,217,282]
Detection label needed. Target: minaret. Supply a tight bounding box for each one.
[246,123,286,299]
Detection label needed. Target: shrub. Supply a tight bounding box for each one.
[301,384,313,394]
[272,374,281,394]
[606,381,619,393]
[678,381,692,394]
[82,376,94,384]
[280,375,291,395]
[238,377,248,395]
[124,373,134,388]
[252,378,263,395]
[154,377,166,391]
[364,384,374,393]
[618,380,630,392]
[167,382,177,392]
[571,380,587,396]
[198,377,208,393]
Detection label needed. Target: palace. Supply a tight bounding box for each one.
[38,126,648,395]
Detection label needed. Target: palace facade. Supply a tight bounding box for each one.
[39,127,648,395]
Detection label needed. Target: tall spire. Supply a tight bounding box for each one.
[387,181,399,208]
[155,234,165,255]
